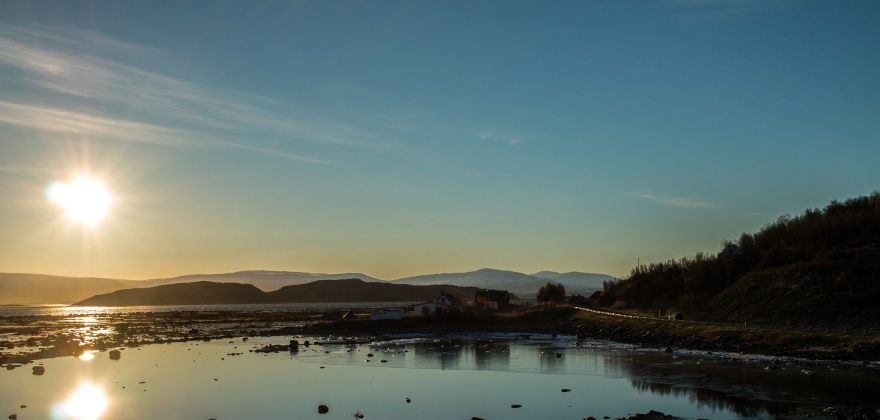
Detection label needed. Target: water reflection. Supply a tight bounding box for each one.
[306,336,880,415]
[53,384,108,420]
[630,380,788,418]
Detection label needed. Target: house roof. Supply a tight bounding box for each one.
[342,310,357,319]
[437,292,462,306]
[474,290,509,301]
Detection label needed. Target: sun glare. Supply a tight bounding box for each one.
[63,384,108,420]
[47,178,112,225]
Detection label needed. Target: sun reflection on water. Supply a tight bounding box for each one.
[53,385,108,420]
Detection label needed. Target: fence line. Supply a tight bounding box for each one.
[573,306,880,336]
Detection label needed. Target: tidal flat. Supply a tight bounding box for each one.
[2,308,880,419]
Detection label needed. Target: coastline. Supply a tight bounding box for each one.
[2,303,880,367]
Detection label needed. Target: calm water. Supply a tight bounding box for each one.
[2,334,878,419]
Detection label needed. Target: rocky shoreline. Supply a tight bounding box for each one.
[3,305,880,367]
[566,309,880,362]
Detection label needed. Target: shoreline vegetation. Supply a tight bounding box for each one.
[598,192,880,331]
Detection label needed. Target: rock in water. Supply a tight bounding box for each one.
[556,353,562,358]
[664,347,673,353]
[471,418,485,420]
[511,404,522,408]
[561,389,571,392]
[405,398,411,403]
[109,350,121,360]
[31,366,45,375]
[318,405,329,414]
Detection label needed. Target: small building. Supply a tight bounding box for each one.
[588,291,602,302]
[566,294,586,302]
[369,308,406,321]
[412,291,462,316]
[342,310,358,320]
[474,290,510,310]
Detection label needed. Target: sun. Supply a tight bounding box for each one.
[47,177,112,225]
[63,384,108,420]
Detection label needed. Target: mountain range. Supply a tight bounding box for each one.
[73,279,512,307]
[0,268,614,305]
[393,268,613,295]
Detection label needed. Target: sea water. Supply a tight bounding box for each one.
[3,335,879,419]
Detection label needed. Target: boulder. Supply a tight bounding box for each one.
[318,405,329,414]
[31,366,45,375]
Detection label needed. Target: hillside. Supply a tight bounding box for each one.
[0,273,130,305]
[0,270,382,304]
[73,279,516,306]
[393,268,544,295]
[2,268,606,305]
[597,192,880,329]
[123,270,382,291]
[75,282,266,306]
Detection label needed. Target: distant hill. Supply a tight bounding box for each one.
[122,270,383,291]
[530,271,616,292]
[0,270,382,304]
[2,268,610,305]
[597,191,880,329]
[75,282,266,306]
[73,279,515,306]
[0,273,130,305]
[393,268,547,296]
[393,268,613,296]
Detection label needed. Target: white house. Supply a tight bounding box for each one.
[412,291,462,316]
[369,308,406,320]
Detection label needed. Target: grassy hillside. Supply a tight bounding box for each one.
[598,191,880,329]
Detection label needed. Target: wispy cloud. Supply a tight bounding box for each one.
[0,25,413,164]
[0,101,194,146]
[626,191,717,208]
[478,132,524,145]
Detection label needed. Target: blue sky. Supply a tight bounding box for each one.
[0,1,878,279]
